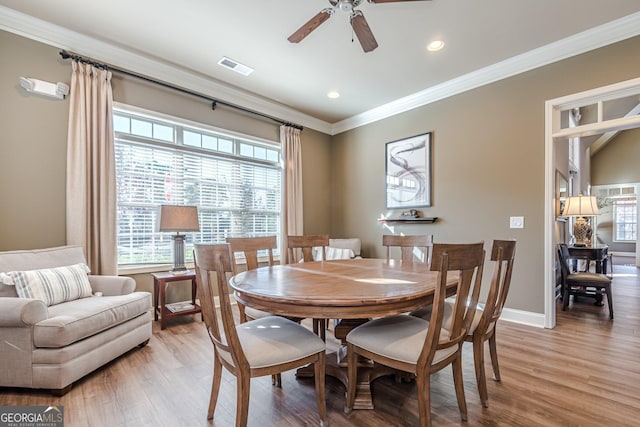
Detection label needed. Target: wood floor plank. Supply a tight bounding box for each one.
[1,264,639,426]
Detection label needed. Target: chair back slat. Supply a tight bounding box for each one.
[420,242,485,366]
[478,240,517,333]
[557,243,572,280]
[383,234,433,263]
[287,234,329,263]
[227,236,277,274]
[194,243,249,370]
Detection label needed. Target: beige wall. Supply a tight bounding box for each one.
[592,127,640,185]
[0,31,70,250]
[331,36,640,313]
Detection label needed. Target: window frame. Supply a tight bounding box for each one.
[613,197,637,243]
[113,103,283,271]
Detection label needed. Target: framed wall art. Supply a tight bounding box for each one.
[555,170,568,221]
[385,132,432,209]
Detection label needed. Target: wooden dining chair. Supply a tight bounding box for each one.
[383,234,433,263]
[227,236,285,387]
[193,243,327,427]
[287,234,330,264]
[412,239,517,408]
[557,243,613,319]
[345,242,485,427]
[287,234,330,341]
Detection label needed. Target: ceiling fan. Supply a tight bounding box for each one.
[288,0,431,53]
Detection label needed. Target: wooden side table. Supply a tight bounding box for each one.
[152,271,202,330]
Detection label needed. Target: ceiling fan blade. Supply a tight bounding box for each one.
[368,0,431,3]
[288,9,333,43]
[350,11,378,52]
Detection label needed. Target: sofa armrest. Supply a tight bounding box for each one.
[0,298,48,327]
[89,275,136,296]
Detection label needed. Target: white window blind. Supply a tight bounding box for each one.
[114,107,281,266]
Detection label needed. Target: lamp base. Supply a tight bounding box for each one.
[171,233,187,272]
[572,216,590,247]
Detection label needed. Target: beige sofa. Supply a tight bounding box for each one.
[0,245,152,394]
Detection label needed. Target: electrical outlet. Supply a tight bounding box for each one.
[510,216,524,229]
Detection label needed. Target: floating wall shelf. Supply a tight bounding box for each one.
[378,217,438,224]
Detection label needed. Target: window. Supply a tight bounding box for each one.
[614,197,637,242]
[114,106,282,266]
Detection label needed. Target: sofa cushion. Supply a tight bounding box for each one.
[1,263,93,307]
[0,246,87,298]
[33,292,151,348]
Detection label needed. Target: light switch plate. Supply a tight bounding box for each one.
[510,216,524,229]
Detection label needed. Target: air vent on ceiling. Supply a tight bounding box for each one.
[217,57,254,76]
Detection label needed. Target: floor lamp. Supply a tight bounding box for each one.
[158,205,200,272]
[562,194,599,247]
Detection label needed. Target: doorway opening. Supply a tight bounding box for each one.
[545,76,640,328]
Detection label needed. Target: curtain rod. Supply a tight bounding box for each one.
[59,50,303,131]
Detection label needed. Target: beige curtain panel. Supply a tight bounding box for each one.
[66,61,117,275]
[281,125,304,262]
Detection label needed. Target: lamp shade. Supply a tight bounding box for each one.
[158,205,200,232]
[561,194,599,217]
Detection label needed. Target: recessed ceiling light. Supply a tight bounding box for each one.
[327,91,340,99]
[427,40,445,52]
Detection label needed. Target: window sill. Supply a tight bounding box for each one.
[118,255,281,276]
[118,264,180,275]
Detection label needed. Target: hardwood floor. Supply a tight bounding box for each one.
[1,264,639,426]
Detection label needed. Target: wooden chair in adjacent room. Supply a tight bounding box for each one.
[193,243,327,427]
[412,239,517,407]
[287,234,330,341]
[345,242,485,427]
[383,234,433,264]
[557,243,613,319]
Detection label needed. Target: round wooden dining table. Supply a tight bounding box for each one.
[229,258,459,410]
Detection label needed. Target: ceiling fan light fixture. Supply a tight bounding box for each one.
[427,40,445,52]
[337,0,356,12]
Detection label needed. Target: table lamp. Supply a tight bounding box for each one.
[562,193,599,247]
[158,205,200,272]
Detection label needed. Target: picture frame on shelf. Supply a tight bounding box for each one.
[385,132,432,209]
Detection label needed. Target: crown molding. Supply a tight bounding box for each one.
[0,5,333,135]
[331,11,640,135]
[3,6,640,137]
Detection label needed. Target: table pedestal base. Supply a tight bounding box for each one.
[296,348,398,410]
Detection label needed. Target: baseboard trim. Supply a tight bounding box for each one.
[499,307,546,328]
[611,251,634,257]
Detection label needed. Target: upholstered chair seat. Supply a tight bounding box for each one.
[346,315,457,365]
[218,316,326,369]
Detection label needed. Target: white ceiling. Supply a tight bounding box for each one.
[2,0,640,133]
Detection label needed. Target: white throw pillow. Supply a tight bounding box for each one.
[0,263,92,306]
